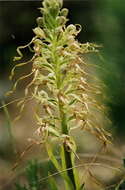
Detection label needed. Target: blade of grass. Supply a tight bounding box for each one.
[1,100,16,154]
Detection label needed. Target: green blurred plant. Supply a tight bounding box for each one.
[7,0,111,189]
[15,160,41,190]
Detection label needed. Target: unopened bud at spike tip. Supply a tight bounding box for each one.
[60,8,69,17]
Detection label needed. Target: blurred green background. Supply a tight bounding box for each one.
[0,0,125,189]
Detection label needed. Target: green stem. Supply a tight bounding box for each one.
[52,32,76,190]
[59,104,76,189]
[63,145,76,189]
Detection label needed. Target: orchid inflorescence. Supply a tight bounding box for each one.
[7,0,111,189]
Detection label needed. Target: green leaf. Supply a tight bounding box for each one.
[42,63,54,70]
[68,98,77,106]
[70,142,81,190]
[46,143,74,190]
[46,143,61,172]
[48,127,60,137]
[60,146,74,190]
[60,146,66,170]
[48,98,58,106]
[70,94,82,102]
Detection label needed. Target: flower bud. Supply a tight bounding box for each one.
[33,45,40,55]
[33,39,43,45]
[75,24,82,33]
[33,27,45,39]
[33,39,42,55]
[36,17,44,27]
[55,26,63,33]
[56,16,67,25]
[67,35,74,43]
[55,26,63,39]
[60,8,68,17]
[67,24,76,34]
[58,0,63,8]
[43,0,50,9]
